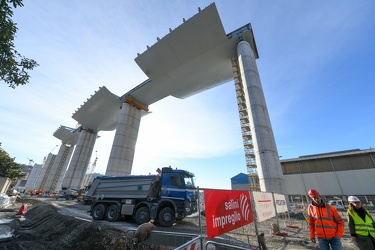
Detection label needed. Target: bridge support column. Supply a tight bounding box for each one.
[237,40,286,194]
[106,102,142,175]
[34,153,56,190]
[43,144,74,192]
[62,128,97,190]
[24,163,43,190]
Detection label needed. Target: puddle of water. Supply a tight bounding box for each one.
[0,224,13,239]
[17,216,26,221]
[0,218,12,224]
[0,230,13,239]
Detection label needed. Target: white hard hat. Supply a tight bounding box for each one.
[348,196,360,202]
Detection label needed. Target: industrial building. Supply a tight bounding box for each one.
[280,148,375,204]
[232,148,375,204]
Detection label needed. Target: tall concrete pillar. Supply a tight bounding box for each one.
[106,102,142,175]
[34,153,56,190]
[53,145,74,192]
[43,144,74,192]
[24,163,43,190]
[62,128,97,190]
[237,40,286,194]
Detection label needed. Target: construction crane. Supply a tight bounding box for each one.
[27,157,34,166]
[42,145,59,165]
[82,151,98,188]
[50,144,58,153]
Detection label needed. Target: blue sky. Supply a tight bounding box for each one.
[1,1,374,189]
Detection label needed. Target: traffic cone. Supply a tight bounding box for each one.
[16,203,28,215]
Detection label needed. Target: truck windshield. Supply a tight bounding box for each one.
[184,176,195,188]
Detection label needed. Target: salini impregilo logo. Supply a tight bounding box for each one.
[240,193,250,221]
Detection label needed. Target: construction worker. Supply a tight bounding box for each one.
[347,195,375,250]
[307,189,345,250]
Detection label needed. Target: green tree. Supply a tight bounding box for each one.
[0,0,38,88]
[0,143,24,181]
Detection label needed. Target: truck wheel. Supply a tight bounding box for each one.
[158,207,175,227]
[92,204,107,220]
[106,204,120,222]
[135,207,150,224]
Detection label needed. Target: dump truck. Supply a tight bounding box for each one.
[86,167,198,227]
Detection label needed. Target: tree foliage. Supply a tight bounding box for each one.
[0,143,24,181]
[0,0,39,88]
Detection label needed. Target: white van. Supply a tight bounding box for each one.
[327,200,345,210]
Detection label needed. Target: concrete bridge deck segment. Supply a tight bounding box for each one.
[129,3,258,105]
[72,86,123,132]
[71,3,258,132]
[53,125,79,145]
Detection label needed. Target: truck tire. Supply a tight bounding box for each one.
[106,204,120,222]
[92,204,107,220]
[135,207,150,224]
[158,207,175,227]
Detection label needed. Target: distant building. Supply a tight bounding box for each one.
[231,173,250,190]
[14,164,33,192]
[281,148,375,204]
[232,148,375,204]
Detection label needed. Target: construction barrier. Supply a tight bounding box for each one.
[123,188,309,249]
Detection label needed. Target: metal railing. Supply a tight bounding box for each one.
[125,229,199,248]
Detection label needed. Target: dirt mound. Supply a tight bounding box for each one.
[1,203,126,250]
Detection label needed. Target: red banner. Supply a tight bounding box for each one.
[204,190,253,239]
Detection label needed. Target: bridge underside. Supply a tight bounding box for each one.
[71,3,258,131]
[132,4,258,104]
[53,126,79,145]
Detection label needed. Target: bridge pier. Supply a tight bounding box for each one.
[237,40,286,194]
[106,102,142,175]
[62,128,97,190]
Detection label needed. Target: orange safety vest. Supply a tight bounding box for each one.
[308,203,345,239]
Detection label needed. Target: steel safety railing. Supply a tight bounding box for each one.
[206,240,259,250]
[125,229,199,249]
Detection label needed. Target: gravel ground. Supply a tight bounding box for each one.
[0,199,126,249]
[1,198,370,249]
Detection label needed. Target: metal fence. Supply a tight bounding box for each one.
[124,188,312,249]
[124,229,261,249]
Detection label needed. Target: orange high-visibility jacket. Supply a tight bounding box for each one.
[308,203,345,239]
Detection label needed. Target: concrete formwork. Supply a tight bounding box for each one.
[106,102,142,176]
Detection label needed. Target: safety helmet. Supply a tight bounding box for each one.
[308,189,319,197]
[348,196,360,202]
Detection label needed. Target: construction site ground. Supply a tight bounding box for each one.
[0,197,370,249]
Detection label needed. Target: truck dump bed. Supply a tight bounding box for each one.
[86,174,157,199]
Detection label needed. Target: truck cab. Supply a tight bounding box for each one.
[158,168,198,222]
